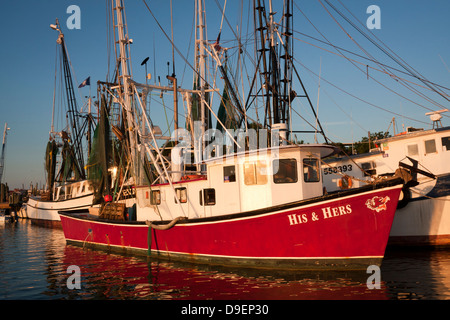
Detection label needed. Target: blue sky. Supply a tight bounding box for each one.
[1,0,449,189]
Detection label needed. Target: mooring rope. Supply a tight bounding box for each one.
[146,216,187,256]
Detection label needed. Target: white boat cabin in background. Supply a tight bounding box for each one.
[135,144,336,222]
[323,111,450,246]
[52,180,92,201]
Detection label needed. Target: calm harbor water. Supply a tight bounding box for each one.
[1,219,450,301]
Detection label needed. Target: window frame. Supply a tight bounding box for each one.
[407,143,419,157]
[243,161,268,185]
[174,187,187,204]
[150,190,161,205]
[273,158,298,184]
[303,157,320,183]
[442,136,450,151]
[424,139,437,154]
[200,188,216,206]
[223,165,236,183]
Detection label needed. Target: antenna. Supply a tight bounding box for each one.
[425,109,449,128]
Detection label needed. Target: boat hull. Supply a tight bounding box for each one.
[27,194,95,228]
[389,194,450,246]
[60,184,403,270]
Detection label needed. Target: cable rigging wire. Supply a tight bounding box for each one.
[322,0,450,108]
[292,0,448,125]
[314,0,449,114]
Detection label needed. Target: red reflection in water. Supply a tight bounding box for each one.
[61,245,388,300]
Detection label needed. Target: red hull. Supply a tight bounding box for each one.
[60,185,402,270]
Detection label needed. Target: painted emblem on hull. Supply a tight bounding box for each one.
[365,196,390,212]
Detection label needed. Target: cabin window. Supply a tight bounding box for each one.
[425,139,437,154]
[200,188,216,206]
[273,159,298,184]
[150,190,161,205]
[303,158,320,182]
[59,188,65,200]
[361,161,376,177]
[66,186,72,199]
[244,161,267,185]
[407,144,418,157]
[223,165,236,183]
[175,187,187,204]
[442,137,450,151]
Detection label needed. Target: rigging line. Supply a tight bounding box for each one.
[316,0,448,113]
[290,102,327,136]
[272,14,329,142]
[105,0,112,81]
[52,43,59,134]
[294,57,430,126]
[337,0,449,96]
[294,1,448,116]
[142,0,206,96]
[170,0,175,76]
[213,0,240,46]
[318,3,450,113]
[142,0,316,141]
[142,0,254,130]
[289,33,450,98]
[336,0,419,76]
[289,29,450,93]
[324,0,450,103]
[289,44,368,134]
[219,0,226,32]
[321,7,450,111]
[180,7,196,86]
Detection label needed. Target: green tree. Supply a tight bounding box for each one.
[353,131,391,154]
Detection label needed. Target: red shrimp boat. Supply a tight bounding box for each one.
[59,0,407,270]
[60,145,405,270]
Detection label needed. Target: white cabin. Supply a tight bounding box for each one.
[135,144,336,221]
[323,126,450,192]
[53,180,92,201]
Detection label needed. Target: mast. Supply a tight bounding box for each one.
[112,0,138,177]
[195,0,208,169]
[0,123,10,184]
[198,0,206,158]
[253,0,329,144]
[50,19,86,180]
[280,0,293,126]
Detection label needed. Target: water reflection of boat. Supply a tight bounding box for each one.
[61,244,389,300]
[382,248,450,299]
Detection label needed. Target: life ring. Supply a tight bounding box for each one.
[338,175,353,189]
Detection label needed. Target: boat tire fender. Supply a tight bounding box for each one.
[397,186,411,209]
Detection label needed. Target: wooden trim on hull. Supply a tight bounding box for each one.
[66,239,383,271]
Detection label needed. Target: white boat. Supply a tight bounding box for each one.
[16,204,28,219]
[323,111,450,246]
[25,19,98,228]
[27,18,136,228]
[0,209,12,224]
[26,180,95,227]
